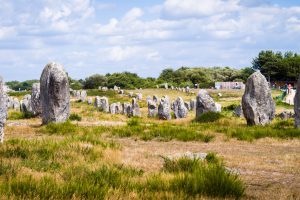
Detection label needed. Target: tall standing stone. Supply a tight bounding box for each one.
[40,62,70,124]
[158,96,171,120]
[196,89,218,117]
[242,71,275,126]
[295,74,300,128]
[174,97,188,119]
[31,83,41,116]
[0,76,7,143]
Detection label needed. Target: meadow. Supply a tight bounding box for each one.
[1,88,299,199]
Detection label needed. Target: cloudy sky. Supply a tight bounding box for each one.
[0,0,300,81]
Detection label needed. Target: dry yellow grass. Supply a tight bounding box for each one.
[4,88,299,199]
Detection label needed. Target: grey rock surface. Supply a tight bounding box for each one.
[158,96,171,120]
[31,83,41,116]
[196,89,218,117]
[148,100,157,117]
[174,97,188,119]
[0,76,7,143]
[242,71,275,126]
[40,62,70,124]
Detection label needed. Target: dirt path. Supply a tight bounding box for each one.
[113,137,300,199]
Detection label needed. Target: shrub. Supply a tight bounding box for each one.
[127,117,140,126]
[42,121,78,135]
[223,104,239,111]
[167,156,245,199]
[69,113,82,121]
[8,111,34,120]
[195,112,224,123]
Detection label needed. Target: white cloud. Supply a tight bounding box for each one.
[0,0,300,80]
[163,0,240,18]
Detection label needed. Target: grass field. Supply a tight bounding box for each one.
[1,88,299,199]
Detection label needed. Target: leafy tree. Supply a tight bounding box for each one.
[84,74,107,89]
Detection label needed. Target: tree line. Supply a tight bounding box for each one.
[6,50,300,90]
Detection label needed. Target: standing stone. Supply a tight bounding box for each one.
[153,95,159,103]
[130,98,141,117]
[123,102,131,116]
[190,99,196,111]
[158,96,171,120]
[242,71,275,126]
[184,101,191,111]
[75,90,81,100]
[196,89,218,117]
[0,76,7,143]
[21,94,32,113]
[215,103,222,112]
[87,97,93,105]
[40,62,70,124]
[113,85,118,91]
[146,96,152,103]
[70,88,75,96]
[80,90,87,102]
[233,105,243,117]
[186,86,190,93]
[119,90,124,95]
[164,83,168,89]
[295,74,300,128]
[148,100,157,117]
[94,96,101,108]
[128,92,134,98]
[174,97,188,119]
[95,97,109,113]
[115,102,122,114]
[136,93,142,101]
[31,83,41,116]
[6,96,13,109]
[110,103,117,114]
[12,98,20,111]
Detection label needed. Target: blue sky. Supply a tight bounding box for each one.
[0,0,300,81]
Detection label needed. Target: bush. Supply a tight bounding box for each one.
[127,117,140,126]
[195,112,224,123]
[163,155,245,199]
[8,111,34,120]
[69,114,82,121]
[42,121,78,135]
[223,104,239,111]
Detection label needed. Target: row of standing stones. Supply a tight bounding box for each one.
[0,63,300,143]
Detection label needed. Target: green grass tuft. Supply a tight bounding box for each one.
[69,113,82,121]
[195,112,224,123]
